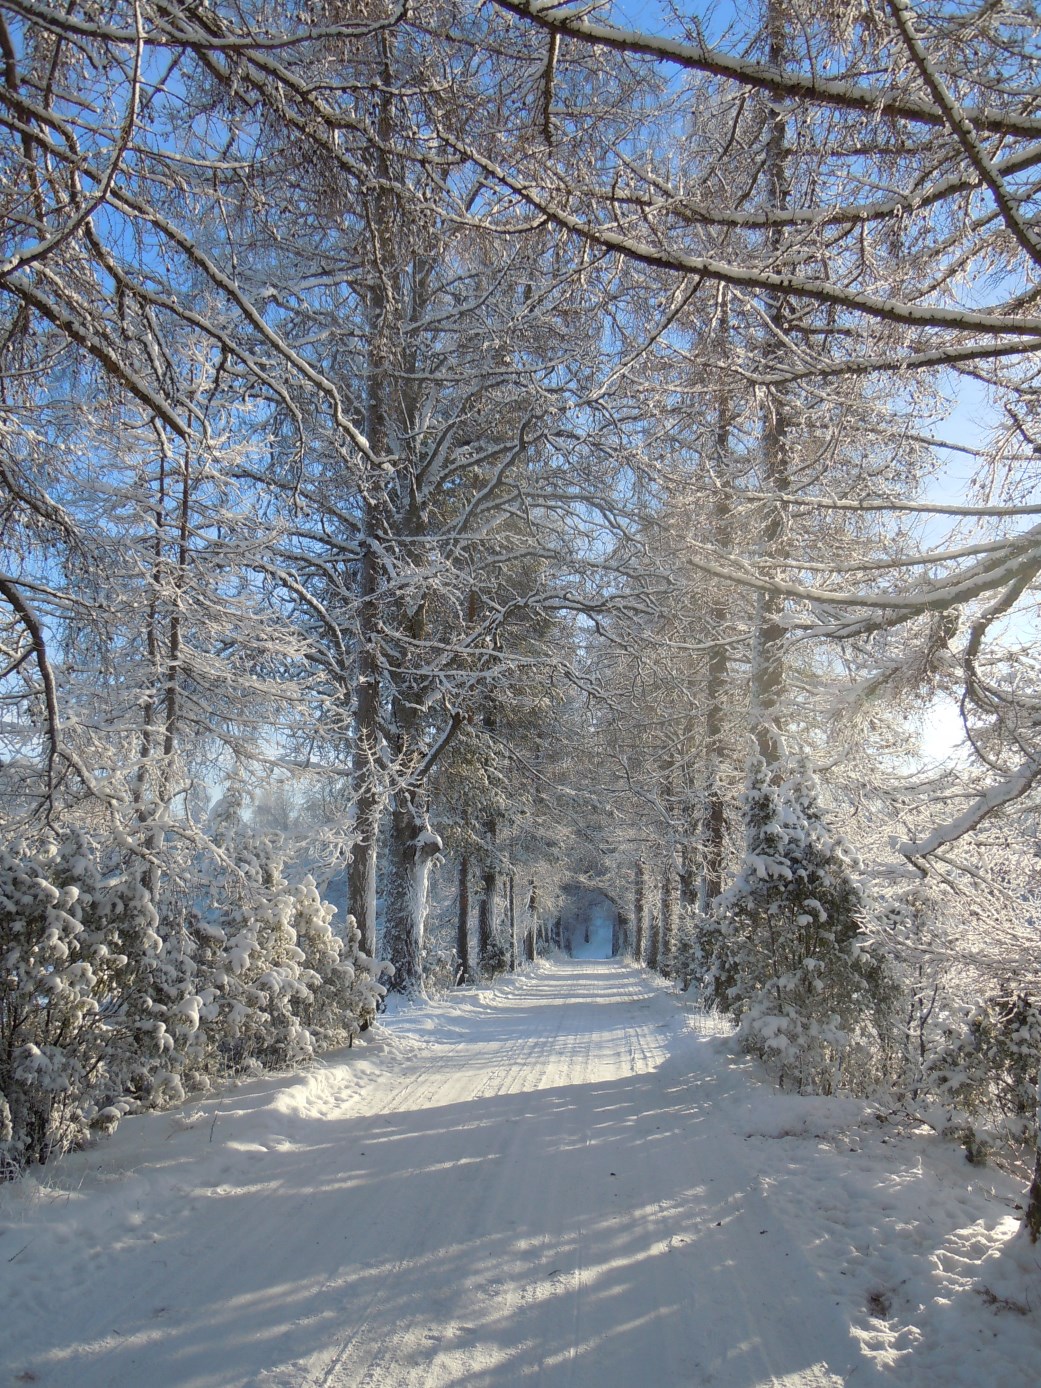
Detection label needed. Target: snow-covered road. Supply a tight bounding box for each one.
[3,959,1037,1387]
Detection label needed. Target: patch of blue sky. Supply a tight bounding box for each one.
[605,0,742,47]
[911,371,1041,767]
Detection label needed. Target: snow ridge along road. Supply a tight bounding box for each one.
[0,960,931,1385]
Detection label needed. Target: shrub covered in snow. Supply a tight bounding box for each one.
[0,833,165,1169]
[702,756,897,1095]
[929,989,1041,1162]
[202,818,383,1063]
[1,825,387,1174]
[341,911,387,1032]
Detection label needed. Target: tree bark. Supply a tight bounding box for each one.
[633,857,646,963]
[614,906,629,958]
[525,880,537,961]
[1027,1096,1041,1241]
[507,873,517,972]
[347,56,396,958]
[456,854,471,984]
[647,898,660,973]
[702,403,732,907]
[751,3,793,769]
[384,790,441,994]
[660,859,677,978]
[478,819,500,974]
[347,541,381,958]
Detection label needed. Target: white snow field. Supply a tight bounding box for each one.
[3,959,1040,1387]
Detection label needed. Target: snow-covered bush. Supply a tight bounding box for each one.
[195,812,390,1071]
[143,897,222,1100]
[342,911,387,1032]
[420,943,462,998]
[930,989,1041,1163]
[211,884,312,1071]
[707,756,896,1095]
[478,926,511,979]
[281,880,387,1049]
[1,817,388,1174]
[0,833,165,1170]
[671,904,708,994]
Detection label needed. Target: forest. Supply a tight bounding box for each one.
[3,0,1041,1239]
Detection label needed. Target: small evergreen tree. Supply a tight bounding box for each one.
[341,912,387,1036]
[710,756,893,1094]
[0,833,165,1169]
[930,988,1041,1163]
[206,825,386,1070]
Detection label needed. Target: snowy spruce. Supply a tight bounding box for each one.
[697,756,896,1096]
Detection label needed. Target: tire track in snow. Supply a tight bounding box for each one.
[301,966,597,1388]
[317,964,646,1388]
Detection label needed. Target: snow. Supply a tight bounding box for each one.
[898,756,1040,859]
[3,958,1040,1387]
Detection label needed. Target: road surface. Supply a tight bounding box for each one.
[2,960,859,1387]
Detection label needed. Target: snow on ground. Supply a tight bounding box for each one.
[2,959,1039,1387]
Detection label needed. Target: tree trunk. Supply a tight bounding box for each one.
[349,48,396,957]
[1025,1066,1041,1240]
[507,873,517,972]
[703,454,731,907]
[614,907,629,959]
[478,848,500,975]
[347,608,381,958]
[634,858,646,963]
[383,790,441,994]
[647,899,660,974]
[1027,1166,1041,1242]
[660,860,677,978]
[525,880,537,962]
[135,442,167,901]
[347,467,384,959]
[456,854,471,984]
[751,3,793,769]
[679,842,698,910]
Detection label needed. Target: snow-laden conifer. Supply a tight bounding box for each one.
[204,822,364,1069]
[0,833,165,1168]
[930,989,1041,1166]
[706,755,895,1094]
